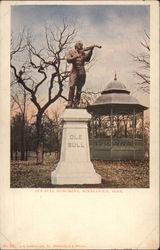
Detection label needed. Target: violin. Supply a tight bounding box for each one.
[83,45,102,51]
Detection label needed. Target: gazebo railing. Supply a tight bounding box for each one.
[89,137,144,160]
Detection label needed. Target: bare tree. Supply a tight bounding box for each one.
[80,90,101,108]
[131,31,150,94]
[11,23,77,164]
[43,108,63,160]
[11,88,28,160]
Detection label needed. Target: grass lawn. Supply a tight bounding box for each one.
[10,154,149,188]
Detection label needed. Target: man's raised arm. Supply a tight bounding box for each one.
[66,50,79,63]
[84,48,93,62]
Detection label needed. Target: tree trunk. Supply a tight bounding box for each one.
[21,113,25,161]
[36,113,44,164]
[37,143,43,164]
[11,125,13,160]
[11,144,13,160]
[25,149,28,161]
[15,150,18,161]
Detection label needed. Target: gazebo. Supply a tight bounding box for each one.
[87,75,148,160]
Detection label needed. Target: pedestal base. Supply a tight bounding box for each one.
[51,109,101,185]
[51,162,101,185]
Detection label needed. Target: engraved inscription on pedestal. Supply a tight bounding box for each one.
[68,134,84,148]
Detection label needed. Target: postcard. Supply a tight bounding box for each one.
[0,1,159,249]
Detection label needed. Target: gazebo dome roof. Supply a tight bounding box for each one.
[101,78,130,94]
[87,74,148,115]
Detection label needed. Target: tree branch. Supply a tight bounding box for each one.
[11,63,41,111]
[134,72,150,85]
[34,68,47,94]
[48,72,57,100]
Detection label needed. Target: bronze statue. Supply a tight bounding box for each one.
[66,41,101,108]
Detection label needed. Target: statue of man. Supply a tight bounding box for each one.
[66,41,94,108]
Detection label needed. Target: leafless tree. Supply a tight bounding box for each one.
[44,108,63,160]
[80,90,101,108]
[131,31,150,94]
[11,23,77,164]
[11,88,28,160]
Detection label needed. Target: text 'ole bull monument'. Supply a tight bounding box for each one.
[51,41,102,185]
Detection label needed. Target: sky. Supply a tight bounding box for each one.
[11,4,150,112]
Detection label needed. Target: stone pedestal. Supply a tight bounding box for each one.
[51,109,101,185]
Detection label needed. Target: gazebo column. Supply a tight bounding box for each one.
[98,115,101,136]
[133,108,136,160]
[110,107,113,153]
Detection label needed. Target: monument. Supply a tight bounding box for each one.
[51,41,101,185]
[66,41,101,108]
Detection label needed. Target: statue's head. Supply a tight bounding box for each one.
[75,41,83,50]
